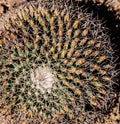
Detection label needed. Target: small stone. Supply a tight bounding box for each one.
[20,120,29,124]
[0,5,4,14]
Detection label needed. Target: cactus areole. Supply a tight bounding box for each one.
[0,0,117,123]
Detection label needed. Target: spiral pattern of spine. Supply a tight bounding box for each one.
[0,0,116,123]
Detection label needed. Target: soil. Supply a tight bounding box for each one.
[0,0,119,124]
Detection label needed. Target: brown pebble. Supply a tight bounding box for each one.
[0,5,4,14]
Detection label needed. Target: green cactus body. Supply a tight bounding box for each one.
[0,0,116,123]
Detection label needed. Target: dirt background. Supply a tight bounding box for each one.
[0,0,120,124]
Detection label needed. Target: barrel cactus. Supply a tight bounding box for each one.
[0,0,117,123]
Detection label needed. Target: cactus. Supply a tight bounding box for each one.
[0,0,117,123]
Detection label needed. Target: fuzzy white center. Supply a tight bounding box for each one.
[30,66,56,94]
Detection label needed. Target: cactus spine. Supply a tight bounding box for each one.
[0,0,117,123]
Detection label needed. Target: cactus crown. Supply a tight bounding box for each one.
[0,0,116,123]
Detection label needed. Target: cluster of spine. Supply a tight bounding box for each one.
[0,0,116,123]
[75,0,120,19]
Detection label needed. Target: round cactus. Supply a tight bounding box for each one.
[0,0,117,123]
